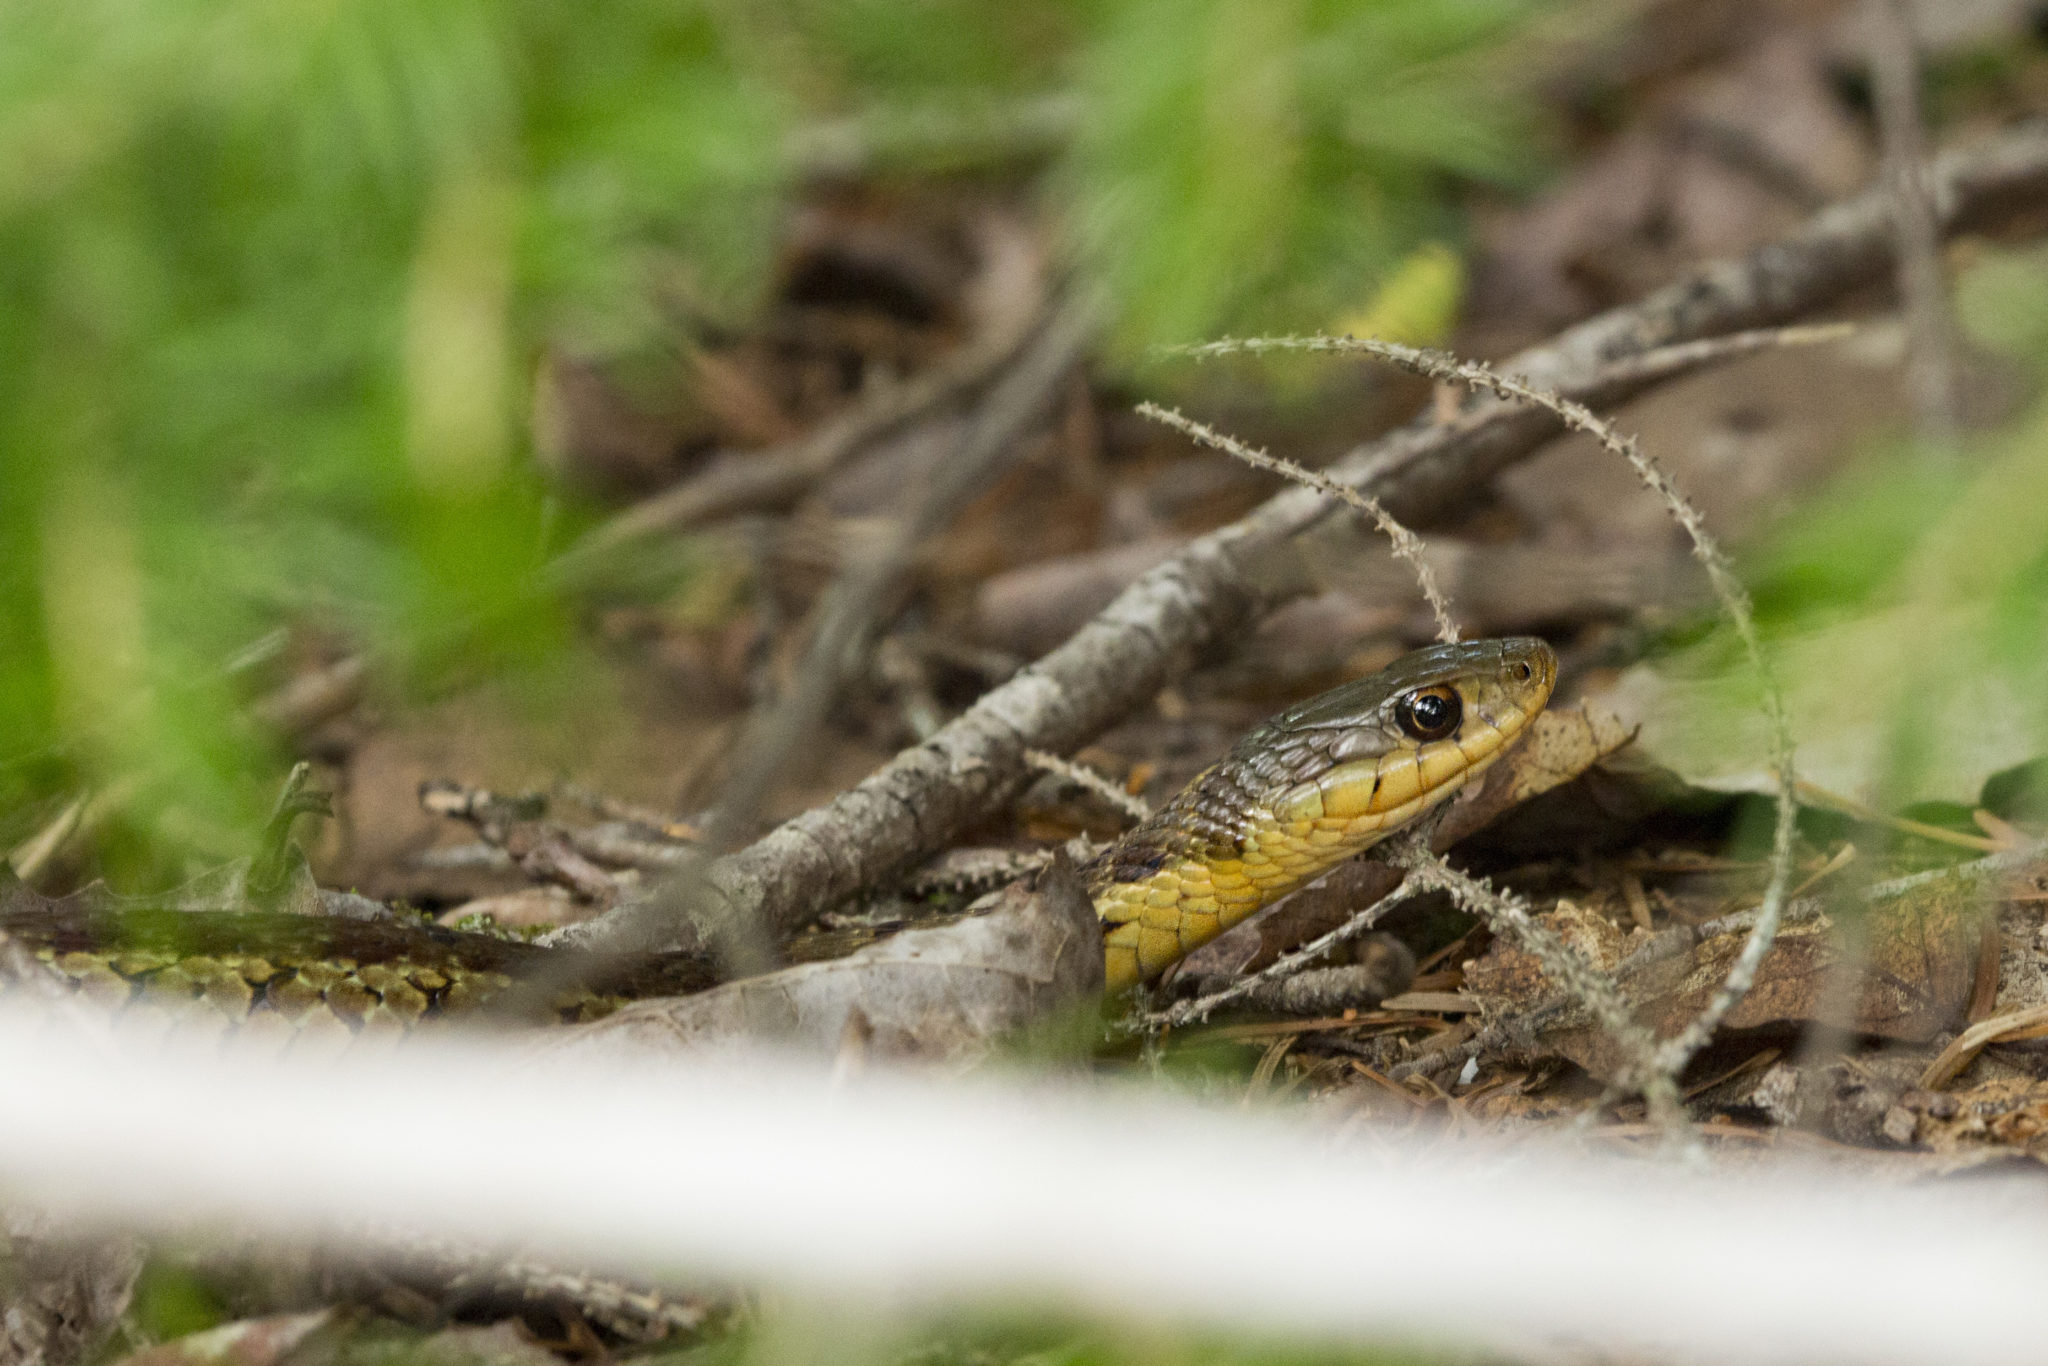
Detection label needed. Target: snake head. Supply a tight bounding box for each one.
[1258,636,1558,825]
[1091,637,1558,991]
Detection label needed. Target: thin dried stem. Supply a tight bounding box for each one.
[1385,847,1685,1130]
[1134,402,1460,645]
[1865,843,2048,900]
[1168,322,1853,371]
[1023,748,1151,824]
[1383,847,1643,1056]
[1592,322,1856,377]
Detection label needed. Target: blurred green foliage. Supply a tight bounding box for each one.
[1066,0,1535,353]
[1643,242,2048,810]
[0,0,789,878]
[0,0,1552,884]
[126,1257,229,1343]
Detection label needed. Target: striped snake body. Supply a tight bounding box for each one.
[0,639,1556,1024]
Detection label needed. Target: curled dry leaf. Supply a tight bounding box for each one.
[1463,873,1992,1080]
[1442,701,1641,831]
[537,856,1102,1067]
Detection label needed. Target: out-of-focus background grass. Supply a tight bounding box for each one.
[5,0,2048,891]
[0,0,1561,886]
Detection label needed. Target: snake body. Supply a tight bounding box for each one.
[1,638,1555,1025]
[0,901,721,1040]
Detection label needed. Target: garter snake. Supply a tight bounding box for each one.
[0,638,1555,1028]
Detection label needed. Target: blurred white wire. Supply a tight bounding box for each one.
[0,1006,2040,1364]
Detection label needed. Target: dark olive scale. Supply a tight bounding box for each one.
[1102,729,1374,885]
[1263,639,1492,731]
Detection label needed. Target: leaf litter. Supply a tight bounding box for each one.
[13,6,2048,1362]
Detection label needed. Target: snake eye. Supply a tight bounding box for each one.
[1395,685,1462,741]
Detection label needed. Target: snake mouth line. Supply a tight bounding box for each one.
[1090,637,1558,992]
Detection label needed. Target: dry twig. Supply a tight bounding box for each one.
[1919,1002,2048,1090]
[574,296,1096,965]
[364,1230,713,1343]
[557,217,1047,569]
[1133,404,1460,644]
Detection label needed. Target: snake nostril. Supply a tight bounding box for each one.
[1512,660,1532,683]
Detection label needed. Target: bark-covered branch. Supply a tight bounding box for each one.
[570,124,2048,952]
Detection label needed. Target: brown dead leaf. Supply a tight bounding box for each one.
[1462,898,1631,1012]
[687,347,801,447]
[538,857,1102,1066]
[1464,874,1992,1079]
[1452,703,1639,828]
